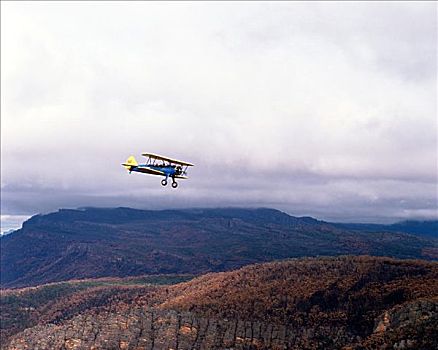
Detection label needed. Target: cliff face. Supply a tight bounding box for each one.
[364,298,438,350]
[1,207,436,288]
[2,256,437,350]
[5,308,333,350]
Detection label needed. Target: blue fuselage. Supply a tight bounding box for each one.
[149,165,176,175]
[134,164,177,177]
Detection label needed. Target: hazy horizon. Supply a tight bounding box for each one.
[1,2,437,231]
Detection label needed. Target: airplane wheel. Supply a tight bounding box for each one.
[171,182,178,188]
[161,179,168,186]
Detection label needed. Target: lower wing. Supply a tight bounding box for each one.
[135,167,165,176]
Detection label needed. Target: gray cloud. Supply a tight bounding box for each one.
[1,2,437,225]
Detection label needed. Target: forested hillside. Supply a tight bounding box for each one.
[2,256,437,349]
[1,207,436,288]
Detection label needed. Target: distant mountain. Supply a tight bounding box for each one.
[1,207,437,288]
[336,220,438,238]
[3,256,437,349]
[0,229,16,237]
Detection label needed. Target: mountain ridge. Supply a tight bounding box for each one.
[1,207,437,288]
[16,206,438,235]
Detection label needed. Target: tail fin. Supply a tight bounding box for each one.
[122,155,138,170]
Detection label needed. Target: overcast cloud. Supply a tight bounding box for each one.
[1,2,437,230]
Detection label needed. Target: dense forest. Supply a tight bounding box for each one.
[2,256,437,349]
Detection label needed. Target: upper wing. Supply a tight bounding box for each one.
[142,153,194,166]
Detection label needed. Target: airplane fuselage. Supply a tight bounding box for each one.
[133,164,178,177]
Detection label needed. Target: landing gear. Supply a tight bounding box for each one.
[171,175,178,189]
[161,176,178,188]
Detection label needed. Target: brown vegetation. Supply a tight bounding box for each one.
[2,256,437,349]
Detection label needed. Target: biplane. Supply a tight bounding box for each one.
[122,153,194,188]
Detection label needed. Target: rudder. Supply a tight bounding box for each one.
[122,155,138,170]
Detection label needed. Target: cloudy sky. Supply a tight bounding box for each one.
[1,1,437,231]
